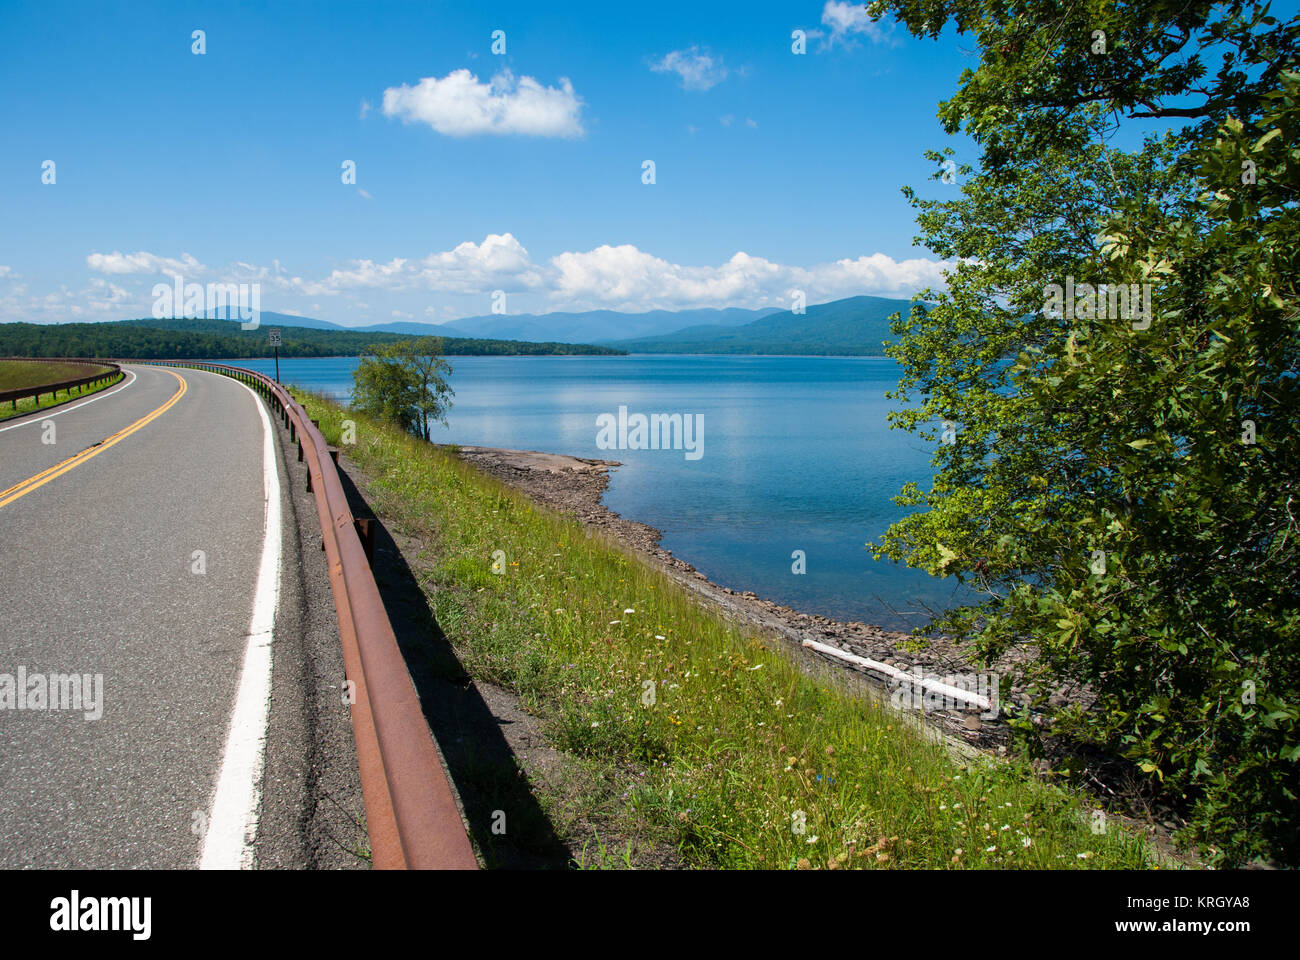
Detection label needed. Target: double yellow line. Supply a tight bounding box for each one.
[0,369,187,511]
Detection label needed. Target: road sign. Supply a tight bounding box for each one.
[269,329,281,346]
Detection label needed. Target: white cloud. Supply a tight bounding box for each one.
[821,1,901,48]
[359,99,372,119]
[8,238,953,324]
[745,117,758,128]
[547,245,953,310]
[294,233,544,297]
[650,46,728,91]
[382,68,584,138]
[86,250,206,276]
[231,237,952,313]
[0,266,10,277]
[720,114,734,127]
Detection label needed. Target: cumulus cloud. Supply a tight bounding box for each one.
[293,233,545,297]
[203,238,955,311]
[650,46,728,91]
[382,68,584,138]
[86,250,206,276]
[821,1,901,48]
[8,237,953,324]
[547,245,952,310]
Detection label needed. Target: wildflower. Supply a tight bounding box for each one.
[655,635,666,640]
[1022,837,1032,848]
[806,836,819,844]
[624,608,635,614]
[985,845,997,853]
[610,620,621,625]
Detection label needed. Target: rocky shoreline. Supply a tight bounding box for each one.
[445,443,1195,864]
[448,443,1046,750]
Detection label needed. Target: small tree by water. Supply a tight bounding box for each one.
[351,337,454,441]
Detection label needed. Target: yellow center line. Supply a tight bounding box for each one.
[0,369,188,510]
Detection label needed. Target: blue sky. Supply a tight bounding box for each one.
[0,0,1249,327]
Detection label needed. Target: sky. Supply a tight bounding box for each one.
[0,0,1242,327]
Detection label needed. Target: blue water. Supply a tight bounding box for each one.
[227,355,966,630]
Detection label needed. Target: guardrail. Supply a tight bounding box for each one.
[0,359,122,410]
[131,359,478,870]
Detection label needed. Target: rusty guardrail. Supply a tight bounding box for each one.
[0,359,122,411]
[130,359,478,870]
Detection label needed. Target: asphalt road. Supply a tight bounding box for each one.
[0,363,301,868]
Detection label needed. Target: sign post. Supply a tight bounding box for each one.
[269,328,281,382]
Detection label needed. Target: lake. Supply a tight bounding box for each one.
[226,354,965,630]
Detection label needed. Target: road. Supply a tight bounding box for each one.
[0,363,297,868]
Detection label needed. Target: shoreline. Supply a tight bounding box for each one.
[448,442,1029,749]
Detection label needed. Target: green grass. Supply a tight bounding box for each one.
[0,360,120,421]
[296,389,1161,870]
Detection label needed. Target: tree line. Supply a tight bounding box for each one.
[0,318,626,359]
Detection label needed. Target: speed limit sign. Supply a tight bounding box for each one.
[269,329,281,346]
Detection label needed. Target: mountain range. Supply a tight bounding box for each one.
[244,296,920,355]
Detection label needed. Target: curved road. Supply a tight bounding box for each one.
[0,363,285,868]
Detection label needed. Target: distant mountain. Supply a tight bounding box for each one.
[168,306,782,344]
[95,299,923,355]
[608,296,923,355]
[435,306,781,344]
[257,311,348,331]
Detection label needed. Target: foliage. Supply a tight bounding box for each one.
[351,337,454,440]
[868,0,1299,864]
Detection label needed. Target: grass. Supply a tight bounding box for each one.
[295,388,1160,870]
[0,359,120,421]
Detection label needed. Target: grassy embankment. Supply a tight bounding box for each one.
[296,389,1159,869]
[0,360,122,421]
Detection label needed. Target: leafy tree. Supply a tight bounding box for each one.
[351,337,455,441]
[868,0,1299,864]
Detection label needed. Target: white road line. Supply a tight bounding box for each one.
[0,368,137,434]
[199,377,282,870]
